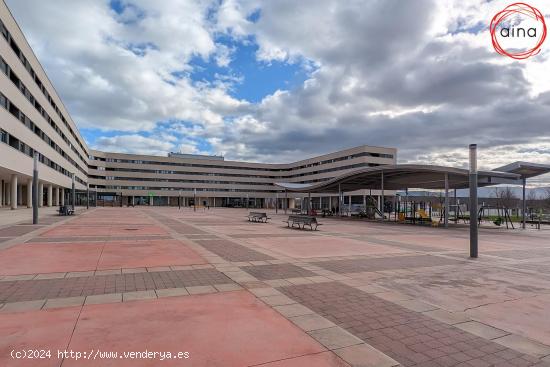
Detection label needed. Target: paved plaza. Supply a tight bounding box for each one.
[0,207,550,366]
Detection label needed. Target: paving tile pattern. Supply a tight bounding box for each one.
[153,214,207,234]
[280,282,549,367]
[0,225,44,237]
[486,249,550,260]
[241,264,317,280]
[27,235,172,243]
[0,269,232,303]
[196,239,274,261]
[230,233,312,238]
[314,255,463,274]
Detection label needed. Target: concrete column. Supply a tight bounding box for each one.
[47,184,53,207]
[60,188,65,206]
[0,180,3,207]
[6,183,10,205]
[17,184,22,205]
[54,187,59,206]
[10,175,18,210]
[149,196,153,206]
[27,179,32,208]
[38,182,44,207]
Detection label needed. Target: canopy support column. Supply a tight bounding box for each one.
[380,172,384,221]
[338,184,342,216]
[284,190,287,215]
[522,178,526,229]
[444,173,449,228]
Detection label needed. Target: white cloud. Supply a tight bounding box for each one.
[93,134,175,155]
[6,0,550,185]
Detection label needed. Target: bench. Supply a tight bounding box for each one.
[283,215,322,231]
[58,205,74,216]
[246,212,271,223]
[291,208,302,214]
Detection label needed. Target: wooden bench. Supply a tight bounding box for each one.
[58,205,74,216]
[283,215,322,231]
[246,212,271,223]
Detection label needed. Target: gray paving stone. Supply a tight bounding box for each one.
[308,326,363,350]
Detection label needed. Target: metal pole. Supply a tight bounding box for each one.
[444,173,449,228]
[86,183,89,209]
[469,144,478,258]
[32,153,39,224]
[522,178,526,229]
[381,172,384,221]
[193,188,196,212]
[454,188,457,222]
[338,184,342,216]
[71,173,76,211]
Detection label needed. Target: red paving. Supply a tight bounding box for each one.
[0,243,104,275]
[0,292,344,367]
[0,306,80,367]
[96,239,206,269]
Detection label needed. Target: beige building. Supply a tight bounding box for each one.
[0,1,88,210]
[0,1,396,210]
[89,146,396,209]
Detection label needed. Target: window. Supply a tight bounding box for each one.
[0,19,7,40]
[0,93,7,109]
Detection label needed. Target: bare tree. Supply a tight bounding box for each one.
[527,190,540,210]
[493,186,519,208]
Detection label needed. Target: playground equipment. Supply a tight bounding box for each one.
[477,205,515,229]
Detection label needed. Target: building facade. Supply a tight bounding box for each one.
[0,1,396,210]
[88,146,396,208]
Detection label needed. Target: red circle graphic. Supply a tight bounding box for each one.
[490,2,547,59]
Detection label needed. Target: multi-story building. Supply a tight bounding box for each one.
[0,1,88,210]
[0,0,396,210]
[88,146,396,208]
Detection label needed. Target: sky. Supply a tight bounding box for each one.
[5,0,550,186]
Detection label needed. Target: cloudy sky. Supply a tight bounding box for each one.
[6,0,550,185]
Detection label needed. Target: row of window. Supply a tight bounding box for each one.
[88,155,386,175]
[89,175,276,186]
[0,18,88,158]
[0,91,87,177]
[89,161,379,182]
[0,128,86,185]
[0,56,87,172]
[90,184,277,193]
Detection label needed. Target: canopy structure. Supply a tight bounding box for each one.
[494,161,550,179]
[275,164,524,193]
[274,161,550,230]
